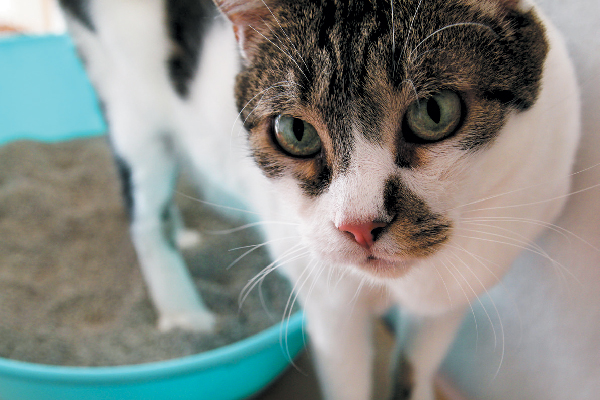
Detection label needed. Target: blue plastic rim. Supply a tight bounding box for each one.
[0,34,107,144]
[0,312,305,400]
[0,34,307,400]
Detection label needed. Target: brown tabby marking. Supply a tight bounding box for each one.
[383,176,453,257]
[232,0,548,198]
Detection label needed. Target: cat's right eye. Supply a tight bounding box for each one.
[273,115,322,157]
[405,90,462,143]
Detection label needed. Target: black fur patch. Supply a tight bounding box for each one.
[384,176,452,254]
[166,0,216,98]
[113,155,134,219]
[59,0,95,31]
[298,157,332,197]
[161,203,178,250]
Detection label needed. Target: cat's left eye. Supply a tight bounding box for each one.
[273,115,322,157]
[405,90,462,143]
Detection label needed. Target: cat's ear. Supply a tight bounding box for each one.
[213,0,275,63]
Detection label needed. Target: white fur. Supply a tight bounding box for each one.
[62,1,580,399]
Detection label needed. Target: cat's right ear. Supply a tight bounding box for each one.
[213,0,275,63]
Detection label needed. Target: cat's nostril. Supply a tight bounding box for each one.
[337,221,387,249]
[371,226,385,241]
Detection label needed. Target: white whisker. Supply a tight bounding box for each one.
[446,253,497,348]
[463,181,600,215]
[258,0,310,72]
[447,248,506,378]
[402,79,420,103]
[240,92,294,133]
[442,243,502,287]
[174,190,261,216]
[440,256,480,348]
[451,161,600,212]
[230,81,300,144]
[455,232,580,285]
[349,277,367,314]
[228,244,258,251]
[390,0,395,71]
[298,260,324,352]
[459,226,552,259]
[432,262,454,308]
[207,220,300,235]
[456,232,550,260]
[226,236,301,270]
[446,242,524,346]
[446,252,500,342]
[281,259,319,366]
[401,0,423,60]
[461,222,581,287]
[248,25,309,81]
[462,216,600,253]
[409,22,497,59]
[239,244,309,306]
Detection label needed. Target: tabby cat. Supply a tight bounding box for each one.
[59,0,580,398]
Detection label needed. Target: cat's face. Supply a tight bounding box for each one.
[217,0,548,279]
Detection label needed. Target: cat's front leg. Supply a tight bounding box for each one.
[298,271,378,400]
[111,131,215,333]
[391,308,466,400]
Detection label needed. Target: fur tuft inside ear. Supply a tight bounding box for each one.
[212,0,275,63]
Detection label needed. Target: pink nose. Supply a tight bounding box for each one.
[337,221,387,249]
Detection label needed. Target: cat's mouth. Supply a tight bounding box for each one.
[358,255,416,278]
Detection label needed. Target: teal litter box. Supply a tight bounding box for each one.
[0,34,306,400]
[0,312,305,400]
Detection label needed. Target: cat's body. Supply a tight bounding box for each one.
[60,0,580,399]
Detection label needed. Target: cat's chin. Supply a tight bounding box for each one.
[314,242,420,279]
[353,255,416,279]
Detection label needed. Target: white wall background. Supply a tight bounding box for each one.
[0,0,65,34]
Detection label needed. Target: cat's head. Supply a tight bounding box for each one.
[215,0,551,280]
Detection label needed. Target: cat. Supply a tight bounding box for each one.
[59,0,580,399]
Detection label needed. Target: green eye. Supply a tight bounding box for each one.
[274,115,322,157]
[405,90,462,142]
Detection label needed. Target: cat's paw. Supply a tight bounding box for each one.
[158,310,216,332]
[176,228,202,249]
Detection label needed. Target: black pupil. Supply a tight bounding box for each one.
[292,118,305,141]
[427,98,441,124]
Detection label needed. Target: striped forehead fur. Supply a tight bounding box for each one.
[233,0,548,192]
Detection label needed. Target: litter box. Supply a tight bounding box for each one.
[0,34,306,400]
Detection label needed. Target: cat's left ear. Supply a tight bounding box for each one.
[213,0,276,63]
